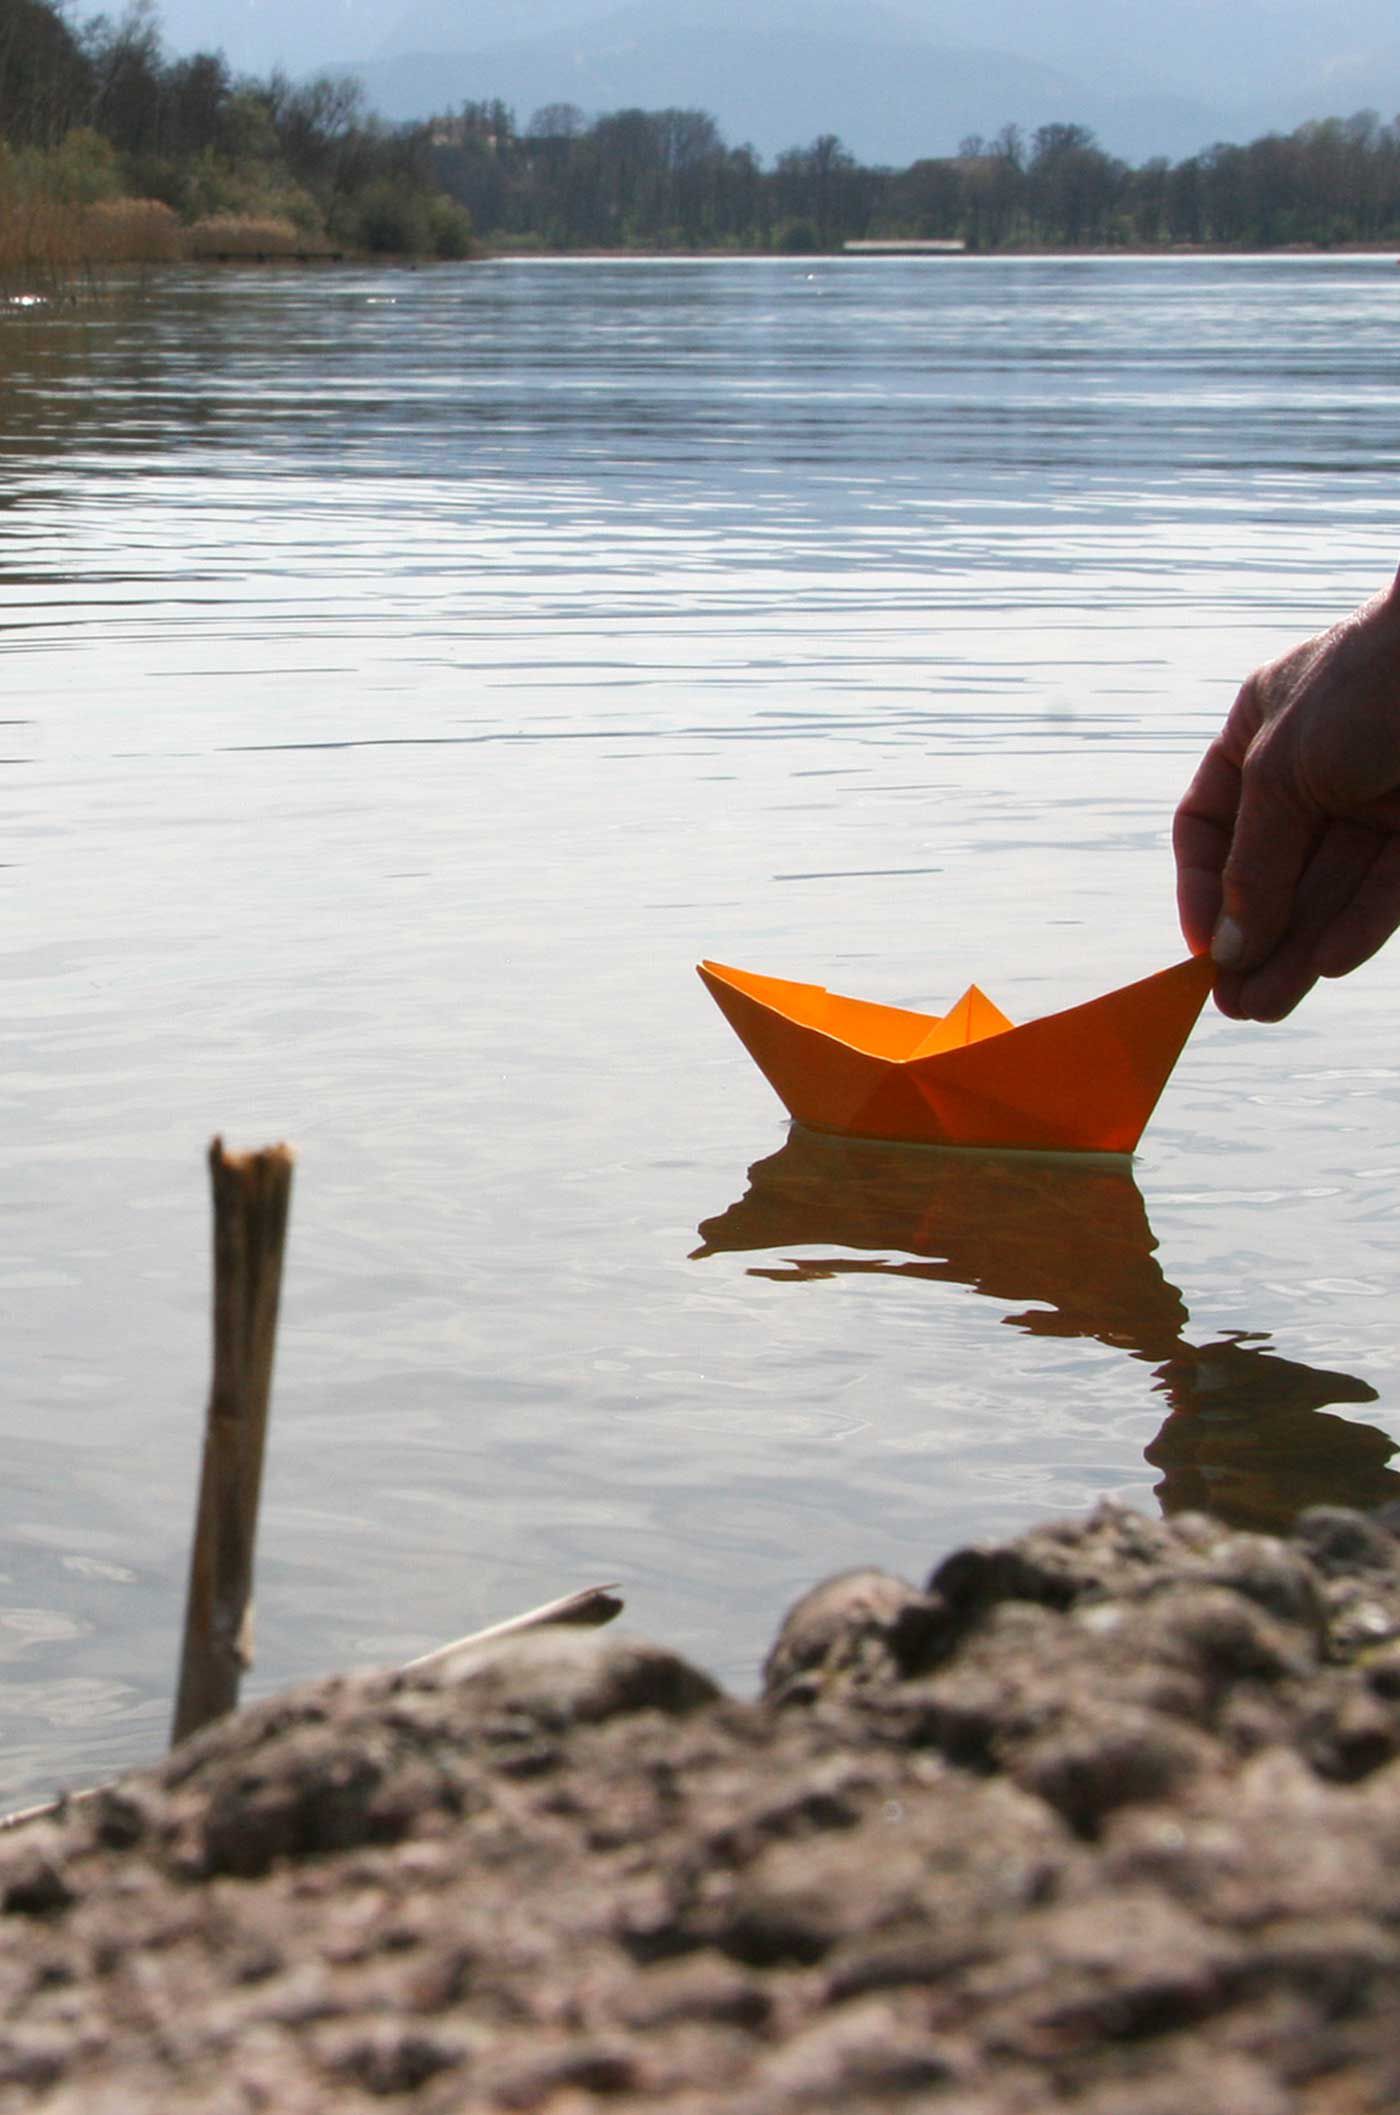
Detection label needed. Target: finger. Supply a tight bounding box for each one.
[1232,819,1381,1020]
[1315,831,1400,979]
[1212,951,1321,1022]
[1172,741,1241,956]
[1216,742,1320,973]
[1230,958,1321,1024]
[1206,963,1252,1021]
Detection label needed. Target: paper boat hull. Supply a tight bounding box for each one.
[698,955,1212,1155]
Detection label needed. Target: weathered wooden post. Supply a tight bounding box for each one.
[171,1138,295,1748]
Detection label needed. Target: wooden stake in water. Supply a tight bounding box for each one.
[171,1139,295,1748]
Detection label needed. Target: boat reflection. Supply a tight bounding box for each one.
[694,1126,1399,1532]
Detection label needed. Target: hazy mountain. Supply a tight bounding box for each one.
[377,0,614,50]
[1273,31,1400,129]
[350,0,1227,163]
[148,0,1400,163]
[894,0,1400,103]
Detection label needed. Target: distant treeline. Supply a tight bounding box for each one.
[3,0,1400,268]
[0,0,473,267]
[430,101,1400,253]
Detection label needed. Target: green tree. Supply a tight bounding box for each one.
[773,133,862,248]
[954,127,1025,246]
[894,155,961,239]
[1166,154,1204,243]
[0,0,92,147]
[1028,123,1124,244]
[46,118,116,197]
[81,0,163,157]
[525,101,584,140]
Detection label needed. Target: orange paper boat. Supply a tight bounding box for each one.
[698,954,1212,1155]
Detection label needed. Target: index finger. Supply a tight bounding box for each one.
[1173,739,1241,956]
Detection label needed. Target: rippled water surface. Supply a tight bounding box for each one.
[2,253,1399,1803]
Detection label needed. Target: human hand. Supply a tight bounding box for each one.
[1173,568,1400,1020]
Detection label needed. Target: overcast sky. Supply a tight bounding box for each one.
[128,0,1400,165]
[141,0,512,73]
[136,0,381,73]
[137,0,1400,81]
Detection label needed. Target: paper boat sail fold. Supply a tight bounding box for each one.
[698,954,1213,1155]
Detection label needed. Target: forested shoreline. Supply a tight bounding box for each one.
[0,0,474,268]
[433,102,1400,254]
[1,0,1399,268]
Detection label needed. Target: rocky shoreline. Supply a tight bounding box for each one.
[2,1501,1400,2110]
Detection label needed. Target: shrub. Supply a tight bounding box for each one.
[0,195,79,270]
[81,197,181,262]
[184,212,303,258]
[341,176,429,254]
[336,178,475,256]
[47,127,121,205]
[776,218,819,253]
[181,150,324,239]
[426,193,474,258]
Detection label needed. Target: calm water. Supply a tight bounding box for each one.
[1,253,1399,1804]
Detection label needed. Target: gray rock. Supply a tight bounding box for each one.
[0,1503,1398,2109]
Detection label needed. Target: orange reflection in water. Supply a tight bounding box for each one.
[694,1125,1398,1534]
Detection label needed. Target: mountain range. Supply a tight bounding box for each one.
[154,0,1400,165]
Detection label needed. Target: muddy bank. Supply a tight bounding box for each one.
[3,1502,1400,2110]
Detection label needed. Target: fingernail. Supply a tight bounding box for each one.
[1211,915,1245,968]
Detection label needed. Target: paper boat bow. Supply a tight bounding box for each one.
[698,955,1212,1155]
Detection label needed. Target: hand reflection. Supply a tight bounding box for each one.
[1146,1333,1395,1531]
[694,1126,1399,1533]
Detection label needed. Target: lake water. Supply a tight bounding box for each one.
[2,252,1399,1806]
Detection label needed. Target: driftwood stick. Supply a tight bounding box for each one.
[404,1584,624,1671]
[170,1138,294,1748]
[0,1782,105,1833]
